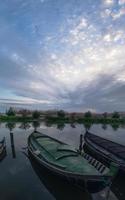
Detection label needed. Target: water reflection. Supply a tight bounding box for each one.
[120,123,125,129]
[70,123,76,128]
[110,123,120,131]
[5,121,16,132]
[101,123,107,130]
[29,153,92,200]
[0,122,124,200]
[32,120,40,132]
[44,120,53,127]
[111,173,125,200]
[10,132,16,158]
[83,122,92,131]
[5,122,16,158]
[19,121,31,130]
[57,122,65,130]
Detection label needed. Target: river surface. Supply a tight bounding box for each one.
[0,122,125,200]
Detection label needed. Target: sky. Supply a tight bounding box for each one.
[0,0,125,112]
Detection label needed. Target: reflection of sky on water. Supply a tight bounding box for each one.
[0,122,123,200]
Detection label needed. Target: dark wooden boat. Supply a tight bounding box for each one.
[0,137,6,161]
[84,131,125,172]
[28,131,118,193]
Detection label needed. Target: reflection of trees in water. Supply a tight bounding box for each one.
[5,122,16,158]
[83,122,92,131]
[19,122,31,130]
[5,122,16,132]
[101,123,107,130]
[120,123,125,129]
[32,120,40,132]
[110,123,120,131]
[70,123,76,128]
[44,120,53,127]
[57,122,65,131]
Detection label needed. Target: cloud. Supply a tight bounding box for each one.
[118,0,125,5]
[0,0,125,112]
[103,0,115,6]
[111,8,125,20]
[101,1,125,20]
[101,8,112,18]
[103,30,125,42]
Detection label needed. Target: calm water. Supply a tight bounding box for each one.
[0,122,125,200]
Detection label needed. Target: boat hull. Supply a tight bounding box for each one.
[0,137,6,162]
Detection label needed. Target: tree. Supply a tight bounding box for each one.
[103,112,108,119]
[6,107,15,116]
[32,110,40,119]
[20,109,29,118]
[70,113,76,121]
[112,111,120,119]
[84,111,92,118]
[57,110,65,118]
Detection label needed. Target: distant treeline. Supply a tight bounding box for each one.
[0,107,125,124]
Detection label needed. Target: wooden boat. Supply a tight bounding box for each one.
[0,137,6,161]
[28,131,119,193]
[84,131,125,172]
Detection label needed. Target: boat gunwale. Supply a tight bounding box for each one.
[34,131,64,144]
[86,131,125,151]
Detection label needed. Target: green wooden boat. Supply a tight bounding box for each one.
[28,131,118,193]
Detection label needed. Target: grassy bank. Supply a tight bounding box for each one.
[0,115,33,122]
[46,116,125,124]
[1,115,125,125]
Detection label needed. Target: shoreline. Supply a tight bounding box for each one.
[0,115,125,124]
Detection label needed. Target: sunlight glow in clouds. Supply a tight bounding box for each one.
[104,0,114,6]
[0,0,125,112]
